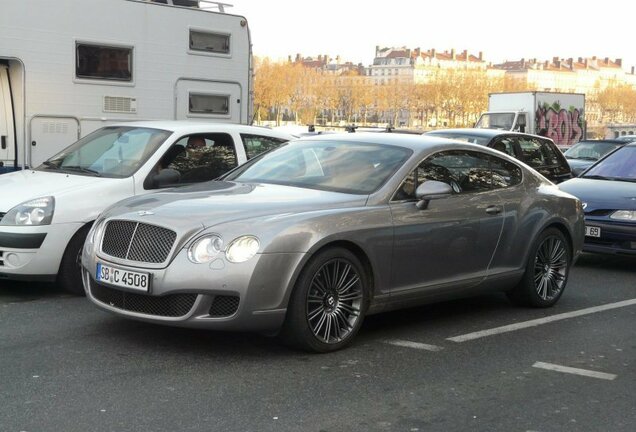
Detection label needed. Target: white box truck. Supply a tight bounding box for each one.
[475,91,585,148]
[0,0,253,173]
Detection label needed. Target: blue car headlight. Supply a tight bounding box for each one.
[609,210,636,222]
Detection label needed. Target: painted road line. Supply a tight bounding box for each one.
[384,339,444,351]
[532,362,617,380]
[447,298,636,343]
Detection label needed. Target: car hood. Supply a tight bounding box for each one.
[559,178,636,211]
[0,170,107,211]
[102,181,369,231]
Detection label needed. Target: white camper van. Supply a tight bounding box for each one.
[0,0,253,173]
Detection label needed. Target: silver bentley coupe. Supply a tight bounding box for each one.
[82,133,585,352]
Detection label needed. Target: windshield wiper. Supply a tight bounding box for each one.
[613,177,636,183]
[61,166,102,176]
[41,161,61,170]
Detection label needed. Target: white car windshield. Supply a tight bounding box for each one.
[38,126,171,178]
[225,140,412,194]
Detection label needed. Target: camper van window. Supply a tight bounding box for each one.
[189,30,230,54]
[189,93,230,115]
[76,43,133,81]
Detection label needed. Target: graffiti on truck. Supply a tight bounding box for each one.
[536,102,584,146]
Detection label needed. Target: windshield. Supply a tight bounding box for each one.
[583,146,636,181]
[37,126,171,178]
[426,131,491,146]
[224,140,412,194]
[564,141,621,160]
[475,113,515,130]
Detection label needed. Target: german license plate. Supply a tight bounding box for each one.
[585,226,601,238]
[96,262,150,292]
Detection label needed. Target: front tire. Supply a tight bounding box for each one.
[507,227,571,307]
[57,225,91,296]
[280,247,369,353]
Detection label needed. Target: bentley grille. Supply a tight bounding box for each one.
[101,220,176,263]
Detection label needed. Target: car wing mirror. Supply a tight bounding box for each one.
[415,180,453,210]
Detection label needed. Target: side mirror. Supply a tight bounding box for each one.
[415,180,453,210]
[516,114,527,133]
[150,168,181,188]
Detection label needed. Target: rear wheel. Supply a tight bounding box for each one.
[280,247,369,353]
[507,228,571,307]
[57,225,91,296]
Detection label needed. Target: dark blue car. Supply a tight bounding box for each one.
[559,143,636,255]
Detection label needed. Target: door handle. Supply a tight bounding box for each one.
[485,205,502,215]
[1,135,5,149]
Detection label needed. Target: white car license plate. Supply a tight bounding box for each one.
[96,263,150,292]
[585,226,601,238]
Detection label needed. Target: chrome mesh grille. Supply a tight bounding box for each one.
[90,279,197,317]
[101,220,176,263]
[209,295,240,317]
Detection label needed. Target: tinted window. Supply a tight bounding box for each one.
[189,30,230,54]
[189,94,230,115]
[490,137,517,157]
[156,133,238,185]
[241,134,288,159]
[564,141,621,160]
[490,155,522,189]
[518,137,547,168]
[393,150,493,200]
[76,43,132,81]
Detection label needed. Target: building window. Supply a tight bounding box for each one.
[189,30,230,54]
[189,93,230,115]
[76,43,132,81]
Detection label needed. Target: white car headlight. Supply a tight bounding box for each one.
[610,210,636,221]
[226,235,260,263]
[188,235,224,264]
[0,196,55,226]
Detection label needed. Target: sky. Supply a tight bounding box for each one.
[229,0,635,71]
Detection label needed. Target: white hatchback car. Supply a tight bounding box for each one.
[0,122,293,294]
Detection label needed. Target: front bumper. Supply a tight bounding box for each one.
[583,218,636,255]
[82,248,306,332]
[0,223,84,280]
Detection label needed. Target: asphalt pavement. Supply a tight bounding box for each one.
[1,253,634,432]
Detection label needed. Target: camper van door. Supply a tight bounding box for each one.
[0,65,15,169]
[29,116,80,168]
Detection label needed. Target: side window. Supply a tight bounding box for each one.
[489,155,522,189]
[76,43,133,81]
[392,150,492,200]
[491,137,517,158]
[189,30,230,55]
[537,139,561,166]
[241,134,288,159]
[152,133,238,187]
[518,137,546,168]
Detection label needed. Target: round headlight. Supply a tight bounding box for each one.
[188,235,224,264]
[226,236,260,263]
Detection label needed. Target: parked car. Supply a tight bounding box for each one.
[559,142,636,255]
[0,122,293,294]
[563,139,628,176]
[82,133,584,352]
[614,135,636,142]
[425,128,572,183]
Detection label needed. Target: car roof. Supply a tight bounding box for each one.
[106,121,295,139]
[297,131,500,153]
[426,128,548,140]
[572,139,628,145]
